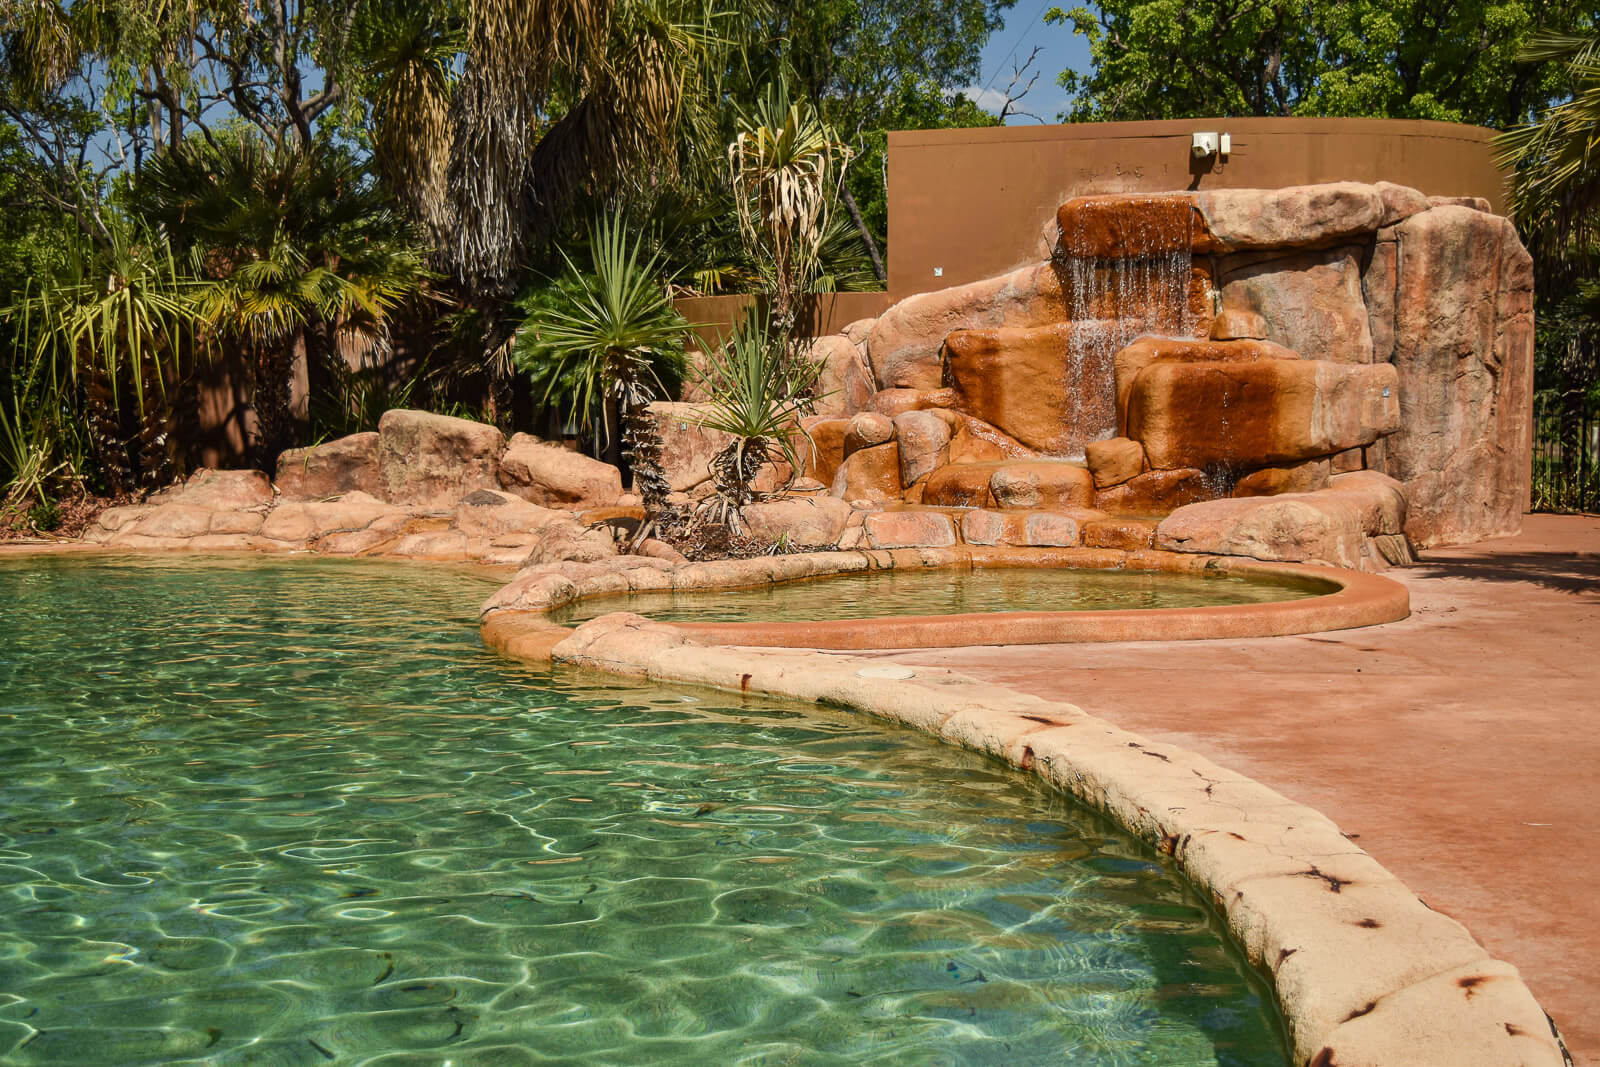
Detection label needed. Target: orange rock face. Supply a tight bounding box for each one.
[1055,194,1217,257]
[1112,337,1296,430]
[921,463,995,508]
[986,461,1095,510]
[1125,358,1401,470]
[276,434,379,499]
[1093,468,1217,516]
[862,509,957,549]
[1233,458,1332,498]
[798,417,849,486]
[1084,437,1146,489]
[831,441,901,501]
[944,323,1117,454]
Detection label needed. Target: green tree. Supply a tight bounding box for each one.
[1046,0,1592,127]
[737,1,1013,280]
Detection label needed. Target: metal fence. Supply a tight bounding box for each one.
[1533,390,1600,513]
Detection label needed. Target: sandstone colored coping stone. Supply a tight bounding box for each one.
[1196,182,1386,252]
[957,507,1103,548]
[275,432,380,499]
[498,432,625,508]
[1084,436,1146,489]
[1128,359,1401,470]
[1082,516,1158,551]
[377,409,505,507]
[477,563,1559,1063]
[863,508,957,549]
[864,261,1069,391]
[742,496,853,548]
[988,461,1094,510]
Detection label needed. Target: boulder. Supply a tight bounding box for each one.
[948,415,1035,464]
[1094,468,1215,515]
[1233,458,1332,498]
[259,491,405,544]
[987,461,1095,510]
[1112,336,1298,430]
[1126,358,1401,470]
[921,462,995,508]
[840,317,876,344]
[1374,181,1430,226]
[1323,470,1408,536]
[1209,307,1270,341]
[843,411,895,454]
[1196,183,1385,251]
[1085,437,1146,489]
[807,335,876,417]
[498,433,624,508]
[377,409,504,507]
[642,403,733,493]
[944,322,1117,454]
[959,509,1008,545]
[871,387,958,418]
[524,519,619,565]
[1156,493,1366,569]
[830,441,901,501]
[1375,206,1534,546]
[864,260,1067,390]
[893,410,956,486]
[127,504,213,540]
[798,417,849,486]
[863,509,957,549]
[275,433,380,499]
[1217,245,1374,363]
[451,488,568,538]
[1427,195,1492,212]
[1023,512,1081,547]
[169,468,275,511]
[741,496,853,548]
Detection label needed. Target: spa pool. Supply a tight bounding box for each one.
[0,555,1287,1064]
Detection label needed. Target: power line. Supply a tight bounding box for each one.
[979,0,1053,98]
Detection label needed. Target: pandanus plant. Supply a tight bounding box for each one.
[689,317,823,531]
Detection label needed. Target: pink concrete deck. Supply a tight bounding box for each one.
[867,514,1599,1063]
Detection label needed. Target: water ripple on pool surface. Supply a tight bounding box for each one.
[0,555,1287,1065]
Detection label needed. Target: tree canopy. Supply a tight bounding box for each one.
[1046,0,1594,128]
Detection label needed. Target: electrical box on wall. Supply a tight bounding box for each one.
[1191,132,1231,160]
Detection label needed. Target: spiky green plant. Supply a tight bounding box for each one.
[512,209,690,514]
[689,316,823,525]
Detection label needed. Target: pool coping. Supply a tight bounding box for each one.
[480,550,1567,1066]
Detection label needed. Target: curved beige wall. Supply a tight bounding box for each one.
[888,117,1508,292]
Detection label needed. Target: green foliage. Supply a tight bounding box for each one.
[689,316,823,506]
[512,210,690,437]
[1498,30,1600,232]
[1046,0,1592,127]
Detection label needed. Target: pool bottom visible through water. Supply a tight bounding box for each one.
[550,566,1332,627]
[0,555,1287,1065]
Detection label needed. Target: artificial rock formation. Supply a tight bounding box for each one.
[648,179,1531,563]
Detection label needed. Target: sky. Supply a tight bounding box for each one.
[969,1,1094,125]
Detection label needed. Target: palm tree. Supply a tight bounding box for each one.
[135,138,432,465]
[512,210,689,518]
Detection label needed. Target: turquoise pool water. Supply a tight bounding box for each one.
[0,555,1286,1065]
[552,566,1330,626]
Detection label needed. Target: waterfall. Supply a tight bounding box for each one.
[1056,196,1204,456]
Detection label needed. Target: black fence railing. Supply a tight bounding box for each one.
[1532,390,1600,514]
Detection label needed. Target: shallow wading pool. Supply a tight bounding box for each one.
[0,556,1287,1064]
[550,566,1334,627]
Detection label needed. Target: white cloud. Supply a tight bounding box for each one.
[959,86,1011,115]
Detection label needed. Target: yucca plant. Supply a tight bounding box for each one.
[513,209,691,516]
[728,81,853,335]
[689,317,823,528]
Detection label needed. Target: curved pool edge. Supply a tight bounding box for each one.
[480,546,1411,649]
[480,589,1568,1066]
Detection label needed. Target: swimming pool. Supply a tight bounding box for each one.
[0,555,1286,1064]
